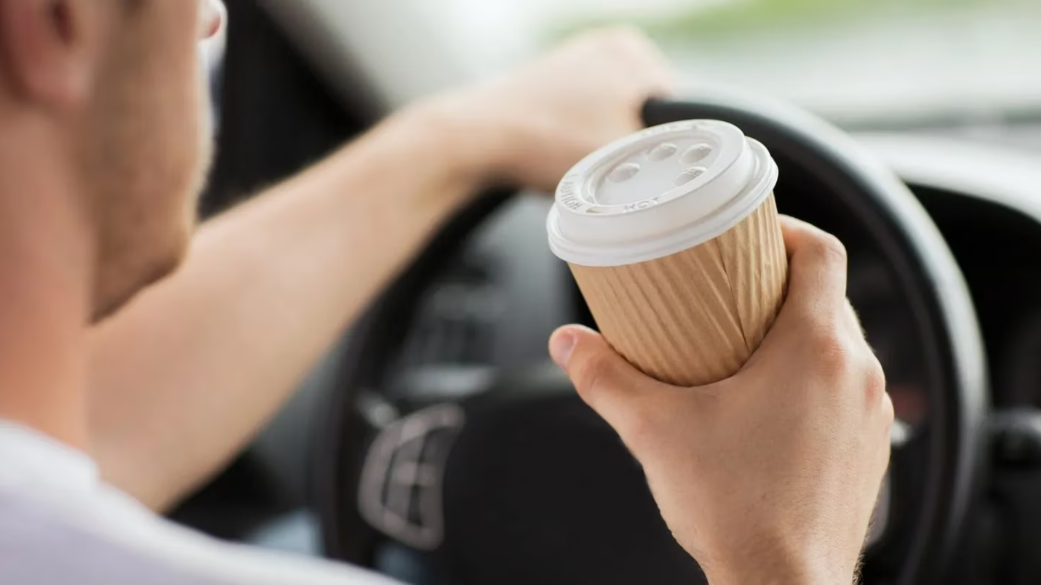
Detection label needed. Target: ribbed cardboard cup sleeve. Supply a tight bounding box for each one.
[569,194,789,387]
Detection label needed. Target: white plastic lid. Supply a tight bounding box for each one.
[547,120,779,267]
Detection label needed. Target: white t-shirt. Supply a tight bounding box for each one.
[0,420,398,585]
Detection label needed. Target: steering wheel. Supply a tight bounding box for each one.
[313,95,988,585]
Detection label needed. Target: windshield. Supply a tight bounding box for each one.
[444,0,1039,128]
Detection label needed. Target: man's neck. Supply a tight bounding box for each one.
[0,117,94,450]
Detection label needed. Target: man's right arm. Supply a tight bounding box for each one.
[550,216,892,585]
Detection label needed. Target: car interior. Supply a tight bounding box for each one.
[174,1,1041,584]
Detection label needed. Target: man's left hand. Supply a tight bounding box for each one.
[415,27,676,194]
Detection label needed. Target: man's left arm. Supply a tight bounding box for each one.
[87,28,673,511]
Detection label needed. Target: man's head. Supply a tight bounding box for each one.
[0,0,224,319]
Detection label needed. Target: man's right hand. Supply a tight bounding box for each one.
[549,217,893,585]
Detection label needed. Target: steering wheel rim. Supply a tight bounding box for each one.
[313,94,988,585]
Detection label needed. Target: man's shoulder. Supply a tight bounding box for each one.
[0,488,395,585]
[0,490,220,585]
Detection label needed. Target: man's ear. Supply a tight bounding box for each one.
[0,0,102,110]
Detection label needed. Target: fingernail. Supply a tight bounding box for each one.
[549,331,577,370]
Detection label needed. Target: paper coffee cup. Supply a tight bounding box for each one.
[547,120,788,387]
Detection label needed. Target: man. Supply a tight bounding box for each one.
[0,1,892,584]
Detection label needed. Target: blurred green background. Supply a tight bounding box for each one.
[552,0,1032,40]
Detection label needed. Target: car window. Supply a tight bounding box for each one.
[438,0,1040,128]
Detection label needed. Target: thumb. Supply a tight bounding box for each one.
[549,325,667,432]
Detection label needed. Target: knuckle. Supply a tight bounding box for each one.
[881,392,896,427]
[806,327,853,378]
[571,353,613,399]
[808,233,848,267]
[597,26,653,53]
[807,328,891,414]
[863,356,888,406]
